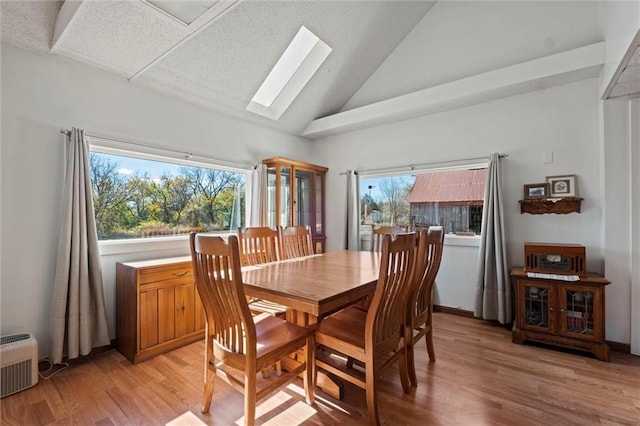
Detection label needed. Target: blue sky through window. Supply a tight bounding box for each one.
[98,152,183,179]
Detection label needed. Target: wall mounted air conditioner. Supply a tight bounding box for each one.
[1,333,38,398]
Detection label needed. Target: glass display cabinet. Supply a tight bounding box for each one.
[511,267,610,361]
[263,157,328,253]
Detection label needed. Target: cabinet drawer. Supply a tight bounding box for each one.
[139,263,193,284]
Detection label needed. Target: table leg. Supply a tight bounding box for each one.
[285,309,344,400]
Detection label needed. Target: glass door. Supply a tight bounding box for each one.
[266,167,277,228]
[518,280,555,334]
[559,285,600,341]
[295,169,314,229]
[279,167,291,228]
[315,173,323,237]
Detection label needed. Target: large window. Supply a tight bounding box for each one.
[360,167,487,235]
[89,151,246,240]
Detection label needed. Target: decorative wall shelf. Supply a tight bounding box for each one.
[519,197,583,214]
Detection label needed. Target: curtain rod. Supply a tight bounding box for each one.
[60,129,252,170]
[340,153,508,176]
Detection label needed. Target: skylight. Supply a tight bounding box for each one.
[247,26,332,120]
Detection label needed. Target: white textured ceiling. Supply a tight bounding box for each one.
[606,38,640,99]
[0,0,435,135]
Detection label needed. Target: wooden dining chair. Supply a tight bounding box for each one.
[370,225,406,252]
[279,225,314,259]
[189,233,315,426]
[315,232,417,425]
[406,226,444,386]
[237,227,287,317]
[237,226,288,377]
[237,226,280,266]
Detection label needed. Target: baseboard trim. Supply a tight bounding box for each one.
[39,340,116,370]
[606,340,631,354]
[433,305,475,318]
[434,306,631,354]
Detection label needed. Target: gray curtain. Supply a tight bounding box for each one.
[50,128,110,364]
[249,164,268,227]
[345,170,360,250]
[474,153,511,324]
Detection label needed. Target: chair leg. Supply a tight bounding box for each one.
[304,334,315,405]
[201,336,215,413]
[244,371,257,426]
[399,347,411,394]
[346,357,355,369]
[407,338,418,387]
[201,364,215,413]
[425,325,436,361]
[365,368,380,426]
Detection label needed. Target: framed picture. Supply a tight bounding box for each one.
[546,175,577,197]
[523,183,550,199]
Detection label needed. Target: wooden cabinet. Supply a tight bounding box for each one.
[263,157,328,253]
[511,267,610,361]
[117,256,205,363]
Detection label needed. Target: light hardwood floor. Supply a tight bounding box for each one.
[2,313,639,425]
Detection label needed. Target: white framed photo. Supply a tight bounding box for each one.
[546,175,577,197]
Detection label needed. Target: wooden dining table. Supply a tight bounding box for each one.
[241,250,380,399]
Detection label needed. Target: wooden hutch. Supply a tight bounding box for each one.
[263,157,328,253]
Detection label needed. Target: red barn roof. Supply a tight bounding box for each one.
[407,169,487,203]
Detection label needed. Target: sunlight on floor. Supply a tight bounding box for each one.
[166,411,207,426]
[166,382,353,425]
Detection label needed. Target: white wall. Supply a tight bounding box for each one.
[311,78,616,335]
[0,44,311,358]
[344,1,602,110]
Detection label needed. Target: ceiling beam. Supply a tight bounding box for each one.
[302,42,605,140]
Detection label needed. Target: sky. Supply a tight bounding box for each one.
[359,175,416,201]
[96,152,188,179]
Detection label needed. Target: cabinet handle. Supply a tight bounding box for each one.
[173,271,188,277]
[560,308,565,313]
[549,307,555,312]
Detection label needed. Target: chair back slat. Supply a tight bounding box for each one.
[280,226,314,259]
[365,232,417,355]
[409,227,445,326]
[237,227,280,266]
[370,225,406,252]
[190,233,255,356]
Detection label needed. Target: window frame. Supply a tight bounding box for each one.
[88,137,251,254]
[359,161,488,240]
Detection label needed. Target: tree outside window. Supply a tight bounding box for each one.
[90,152,246,240]
[360,168,486,235]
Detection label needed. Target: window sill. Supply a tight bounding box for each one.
[444,234,481,247]
[98,233,235,256]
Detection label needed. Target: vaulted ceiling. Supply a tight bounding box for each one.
[2,1,637,139]
[0,0,435,136]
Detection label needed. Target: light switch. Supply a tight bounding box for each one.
[543,151,553,164]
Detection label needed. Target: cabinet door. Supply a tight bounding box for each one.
[558,285,602,342]
[315,172,324,238]
[140,286,177,350]
[295,169,314,228]
[280,167,291,226]
[139,288,159,350]
[267,167,278,228]
[517,280,556,334]
[195,290,206,331]
[175,283,196,337]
